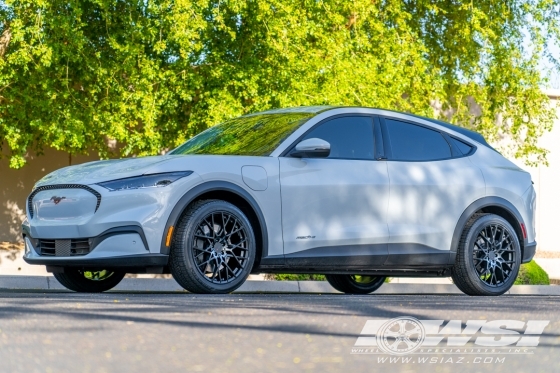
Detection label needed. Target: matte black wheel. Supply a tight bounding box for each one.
[452,213,521,296]
[170,200,256,294]
[326,274,386,294]
[53,269,125,292]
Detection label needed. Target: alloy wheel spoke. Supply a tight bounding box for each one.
[499,249,516,253]
[203,219,215,239]
[479,233,492,249]
[496,265,506,283]
[211,259,218,279]
[473,223,517,287]
[474,241,485,250]
[222,212,231,235]
[197,257,213,269]
[489,225,496,243]
[226,225,244,240]
[490,269,496,285]
[192,211,249,284]
[227,240,248,250]
[193,245,213,253]
[474,256,489,263]
[231,255,245,267]
[224,260,237,280]
[497,241,512,252]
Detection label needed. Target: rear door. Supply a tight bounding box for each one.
[279,115,390,267]
[381,117,485,265]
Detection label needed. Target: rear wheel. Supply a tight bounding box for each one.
[452,213,521,296]
[326,274,386,294]
[53,269,125,292]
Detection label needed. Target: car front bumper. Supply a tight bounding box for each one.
[22,224,169,270]
[22,174,202,266]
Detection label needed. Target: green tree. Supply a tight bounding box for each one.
[0,0,559,168]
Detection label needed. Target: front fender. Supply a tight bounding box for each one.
[158,181,269,259]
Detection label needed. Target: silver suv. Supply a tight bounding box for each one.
[22,107,536,295]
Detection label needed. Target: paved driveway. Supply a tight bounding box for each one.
[0,292,558,373]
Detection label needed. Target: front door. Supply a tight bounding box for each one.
[279,115,390,267]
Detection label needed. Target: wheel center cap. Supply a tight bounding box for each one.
[213,242,224,252]
[488,251,496,260]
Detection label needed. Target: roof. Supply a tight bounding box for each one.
[403,113,493,149]
[244,106,335,116]
[244,105,495,149]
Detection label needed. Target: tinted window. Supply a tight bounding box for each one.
[450,137,473,155]
[302,116,374,160]
[385,119,451,161]
[171,112,314,156]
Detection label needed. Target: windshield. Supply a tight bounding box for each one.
[170,112,316,156]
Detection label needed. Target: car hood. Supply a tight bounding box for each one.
[35,155,178,187]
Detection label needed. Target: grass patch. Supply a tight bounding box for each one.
[263,274,391,282]
[264,274,326,281]
[514,260,549,285]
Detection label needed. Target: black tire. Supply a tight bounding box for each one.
[452,213,521,296]
[170,200,256,294]
[53,269,125,292]
[325,274,386,294]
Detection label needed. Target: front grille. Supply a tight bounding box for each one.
[39,239,56,256]
[38,239,92,257]
[28,184,102,219]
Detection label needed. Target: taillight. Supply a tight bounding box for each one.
[520,223,527,239]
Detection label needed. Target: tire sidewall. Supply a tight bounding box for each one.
[55,269,125,292]
[326,274,386,294]
[349,276,386,293]
[173,201,256,293]
[461,215,521,295]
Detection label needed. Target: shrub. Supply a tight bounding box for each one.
[514,260,550,285]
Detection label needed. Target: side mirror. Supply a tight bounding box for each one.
[290,138,331,158]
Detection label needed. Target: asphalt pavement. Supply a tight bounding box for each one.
[0,292,559,373]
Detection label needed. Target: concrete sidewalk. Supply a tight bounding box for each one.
[0,275,559,295]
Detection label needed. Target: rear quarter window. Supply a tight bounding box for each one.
[384,119,452,161]
[450,137,474,155]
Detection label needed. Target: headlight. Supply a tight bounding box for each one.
[97,171,193,191]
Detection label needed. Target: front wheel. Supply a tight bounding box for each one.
[53,269,125,292]
[170,200,256,294]
[326,274,386,294]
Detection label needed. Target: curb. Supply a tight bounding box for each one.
[0,276,559,295]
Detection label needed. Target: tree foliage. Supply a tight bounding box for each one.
[0,0,559,168]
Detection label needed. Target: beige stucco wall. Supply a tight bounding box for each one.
[0,149,98,242]
[521,91,560,252]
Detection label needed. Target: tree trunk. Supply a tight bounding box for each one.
[0,23,12,59]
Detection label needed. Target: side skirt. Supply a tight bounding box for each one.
[256,243,453,277]
[258,268,452,277]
